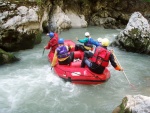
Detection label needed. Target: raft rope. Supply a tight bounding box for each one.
[86,69,102,79]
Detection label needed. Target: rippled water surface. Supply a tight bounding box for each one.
[0,26,150,113]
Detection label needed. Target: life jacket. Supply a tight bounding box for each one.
[51,33,58,47]
[47,33,58,52]
[57,45,69,58]
[91,47,111,67]
[84,38,93,48]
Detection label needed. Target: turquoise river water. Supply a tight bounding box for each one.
[0,26,150,113]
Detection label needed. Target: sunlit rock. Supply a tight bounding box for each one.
[113,95,150,113]
[0,1,49,51]
[66,10,87,28]
[49,6,87,32]
[50,6,71,32]
[2,6,39,32]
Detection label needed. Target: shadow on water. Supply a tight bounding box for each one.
[0,26,150,113]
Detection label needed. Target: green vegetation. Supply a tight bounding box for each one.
[129,28,141,38]
[143,0,150,2]
[35,0,47,6]
[119,97,131,113]
[2,0,47,6]
[35,0,42,5]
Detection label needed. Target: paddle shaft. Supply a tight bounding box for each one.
[42,48,45,56]
[113,52,131,85]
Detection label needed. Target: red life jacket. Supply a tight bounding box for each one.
[91,47,111,67]
[48,33,58,52]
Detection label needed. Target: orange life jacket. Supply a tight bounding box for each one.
[91,47,111,67]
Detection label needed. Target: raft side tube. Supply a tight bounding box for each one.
[74,51,83,59]
[70,61,81,67]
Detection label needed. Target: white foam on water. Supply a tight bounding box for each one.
[0,27,150,113]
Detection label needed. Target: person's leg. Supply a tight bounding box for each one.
[81,57,92,68]
[80,45,86,51]
[81,51,92,68]
[75,44,80,51]
[75,44,85,51]
[84,59,92,68]
[84,51,93,58]
[81,57,86,67]
[59,58,70,65]
[59,60,66,65]
[69,52,74,62]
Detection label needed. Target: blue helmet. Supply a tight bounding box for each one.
[49,32,54,38]
[58,38,64,44]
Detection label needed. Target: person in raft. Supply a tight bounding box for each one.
[75,32,100,51]
[80,38,123,74]
[51,38,74,67]
[44,32,59,53]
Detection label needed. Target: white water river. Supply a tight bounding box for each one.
[0,26,150,113]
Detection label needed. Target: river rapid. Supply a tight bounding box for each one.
[0,26,150,113]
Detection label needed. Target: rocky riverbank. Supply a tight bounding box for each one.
[0,1,150,112]
[0,0,150,61]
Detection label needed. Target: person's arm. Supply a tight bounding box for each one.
[109,53,122,71]
[45,39,53,49]
[44,41,51,49]
[51,50,58,67]
[45,38,58,49]
[90,38,101,47]
[77,37,88,43]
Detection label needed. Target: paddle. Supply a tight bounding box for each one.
[112,51,134,87]
[42,48,45,56]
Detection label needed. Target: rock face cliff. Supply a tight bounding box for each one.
[0,0,150,64]
[47,0,150,31]
[1,0,150,52]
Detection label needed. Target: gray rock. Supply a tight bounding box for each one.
[113,95,150,113]
[112,12,150,54]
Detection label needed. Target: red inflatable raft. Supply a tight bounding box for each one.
[48,40,110,85]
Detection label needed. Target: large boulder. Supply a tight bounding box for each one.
[48,5,87,32]
[113,95,150,113]
[112,12,150,54]
[0,29,38,52]
[66,10,87,28]
[49,6,71,32]
[0,1,49,52]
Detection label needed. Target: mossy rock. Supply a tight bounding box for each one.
[0,48,20,65]
[35,31,42,44]
[113,97,132,113]
[0,29,42,52]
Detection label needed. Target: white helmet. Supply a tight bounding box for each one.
[97,37,103,43]
[85,32,90,37]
